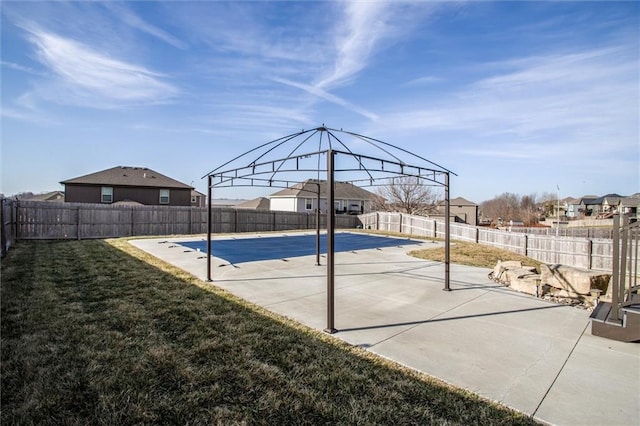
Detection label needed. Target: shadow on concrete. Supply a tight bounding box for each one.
[339,304,565,333]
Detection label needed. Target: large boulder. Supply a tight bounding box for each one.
[540,264,611,297]
[503,269,544,296]
[491,261,531,281]
[490,261,541,296]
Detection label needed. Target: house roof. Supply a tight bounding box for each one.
[61,166,193,189]
[621,197,640,207]
[588,193,624,205]
[269,179,377,200]
[236,197,271,210]
[24,191,65,202]
[437,197,477,207]
[438,197,477,207]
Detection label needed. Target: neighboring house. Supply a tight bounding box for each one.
[588,193,623,217]
[436,197,479,226]
[211,199,246,208]
[601,195,623,214]
[563,197,581,218]
[269,179,377,214]
[23,191,65,202]
[236,197,271,210]
[579,195,600,217]
[61,166,193,206]
[619,197,640,220]
[191,190,206,207]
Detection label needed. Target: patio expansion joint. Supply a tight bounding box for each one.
[366,290,492,349]
[531,321,590,419]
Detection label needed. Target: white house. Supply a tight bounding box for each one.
[269,179,377,214]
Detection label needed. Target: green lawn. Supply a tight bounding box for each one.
[1,239,537,425]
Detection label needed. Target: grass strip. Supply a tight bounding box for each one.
[2,239,538,425]
[409,240,542,270]
[353,228,541,270]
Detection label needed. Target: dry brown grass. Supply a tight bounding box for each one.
[410,240,542,270]
[353,228,541,270]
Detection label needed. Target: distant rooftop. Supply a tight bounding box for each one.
[61,166,192,189]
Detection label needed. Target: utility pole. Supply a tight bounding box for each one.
[556,185,560,237]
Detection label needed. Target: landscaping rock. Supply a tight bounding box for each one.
[540,264,611,296]
[490,261,542,296]
[491,260,531,281]
[505,270,542,296]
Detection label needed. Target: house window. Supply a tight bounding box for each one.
[191,195,197,203]
[305,198,312,210]
[159,189,170,204]
[101,187,113,203]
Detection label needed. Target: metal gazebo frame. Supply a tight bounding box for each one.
[202,126,456,333]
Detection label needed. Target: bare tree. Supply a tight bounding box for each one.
[481,193,521,225]
[538,192,557,218]
[481,192,542,226]
[520,194,539,226]
[375,176,439,215]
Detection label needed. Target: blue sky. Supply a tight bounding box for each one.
[1,1,638,203]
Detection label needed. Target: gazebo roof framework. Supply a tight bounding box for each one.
[203,126,456,333]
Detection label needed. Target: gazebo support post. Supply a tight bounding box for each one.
[316,181,321,266]
[443,172,451,291]
[207,175,213,282]
[324,150,337,333]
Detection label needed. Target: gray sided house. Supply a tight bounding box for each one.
[437,197,478,226]
[564,197,581,218]
[620,196,640,221]
[191,190,207,207]
[61,166,193,206]
[269,179,376,214]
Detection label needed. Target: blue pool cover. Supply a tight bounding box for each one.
[179,233,422,264]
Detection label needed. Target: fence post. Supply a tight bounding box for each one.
[475,227,479,243]
[398,213,403,234]
[524,234,528,256]
[77,205,82,240]
[234,209,239,233]
[1,199,6,256]
[15,200,20,241]
[131,207,135,237]
[587,239,592,270]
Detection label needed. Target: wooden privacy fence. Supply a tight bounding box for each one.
[509,226,614,239]
[1,198,18,257]
[9,200,360,241]
[360,212,614,271]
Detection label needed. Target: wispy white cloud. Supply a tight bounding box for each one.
[0,107,55,125]
[24,27,178,107]
[403,75,444,86]
[273,77,379,121]
[377,42,638,163]
[1,60,46,76]
[315,1,393,89]
[102,2,187,50]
